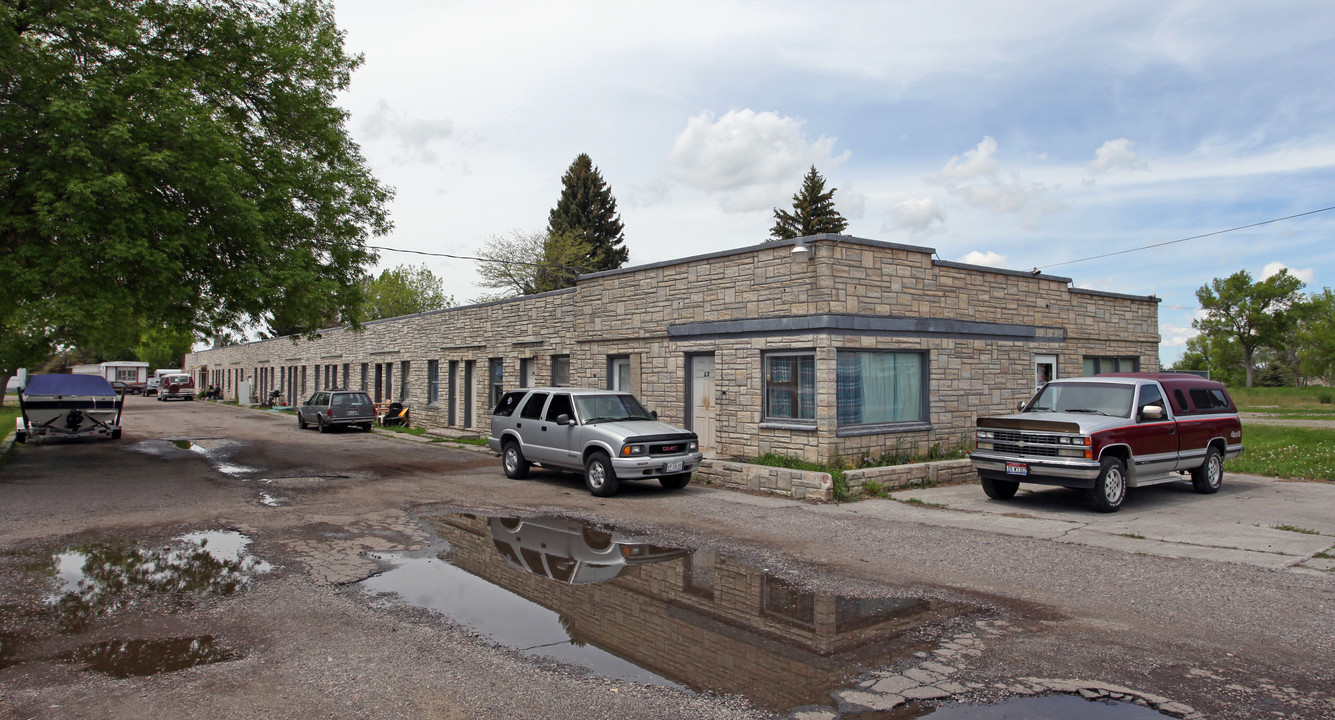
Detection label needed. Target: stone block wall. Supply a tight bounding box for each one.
[186,235,1160,466]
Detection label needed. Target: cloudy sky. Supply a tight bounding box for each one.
[330,0,1335,365]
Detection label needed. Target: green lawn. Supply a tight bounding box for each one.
[1230,386,1335,416]
[1230,425,1335,482]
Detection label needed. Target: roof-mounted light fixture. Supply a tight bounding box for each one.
[791,239,811,261]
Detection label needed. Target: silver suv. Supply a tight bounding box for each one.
[487,387,703,496]
[297,389,375,433]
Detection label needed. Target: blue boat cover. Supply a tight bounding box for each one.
[23,374,117,397]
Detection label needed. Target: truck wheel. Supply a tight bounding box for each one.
[1088,457,1127,513]
[1191,446,1223,494]
[981,477,1019,499]
[660,473,691,490]
[584,452,620,497]
[502,441,530,479]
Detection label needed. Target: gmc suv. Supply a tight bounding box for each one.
[488,388,703,497]
[970,373,1243,512]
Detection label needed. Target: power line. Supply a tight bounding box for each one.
[1037,205,1335,271]
[366,245,594,274]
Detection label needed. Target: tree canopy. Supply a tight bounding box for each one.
[360,264,454,321]
[769,166,849,241]
[0,0,392,388]
[1188,269,1308,387]
[546,154,628,277]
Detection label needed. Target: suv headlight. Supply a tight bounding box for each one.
[620,444,647,457]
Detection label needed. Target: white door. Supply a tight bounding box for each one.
[690,355,716,457]
[1035,355,1057,390]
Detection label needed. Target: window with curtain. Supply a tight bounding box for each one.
[836,351,925,426]
[764,353,815,421]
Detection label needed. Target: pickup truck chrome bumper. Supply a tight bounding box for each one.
[970,451,1102,486]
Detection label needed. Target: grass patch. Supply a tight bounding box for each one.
[744,445,970,502]
[1273,524,1321,535]
[1228,425,1335,481]
[1121,532,1146,540]
[0,404,20,435]
[1230,386,1335,412]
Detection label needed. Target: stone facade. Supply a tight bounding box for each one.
[185,235,1160,464]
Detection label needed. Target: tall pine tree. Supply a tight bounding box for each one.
[769,166,849,241]
[547,154,629,277]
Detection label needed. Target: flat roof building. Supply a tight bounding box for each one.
[185,235,1160,463]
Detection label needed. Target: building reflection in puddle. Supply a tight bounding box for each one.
[362,513,970,713]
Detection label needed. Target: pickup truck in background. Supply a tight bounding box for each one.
[970,373,1244,512]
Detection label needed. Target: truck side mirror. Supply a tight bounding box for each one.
[556,414,572,426]
[1141,405,1164,421]
[651,410,658,419]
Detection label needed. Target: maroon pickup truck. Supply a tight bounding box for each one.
[970,373,1244,512]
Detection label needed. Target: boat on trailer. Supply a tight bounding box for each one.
[15,374,125,443]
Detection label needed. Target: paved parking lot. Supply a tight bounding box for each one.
[828,473,1335,572]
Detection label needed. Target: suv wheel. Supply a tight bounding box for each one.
[1088,457,1127,513]
[981,477,1019,500]
[1191,446,1223,494]
[502,441,530,479]
[584,452,620,497]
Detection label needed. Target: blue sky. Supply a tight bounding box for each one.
[330,0,1335,365]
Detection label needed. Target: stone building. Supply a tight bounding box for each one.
[184,234,1160,463]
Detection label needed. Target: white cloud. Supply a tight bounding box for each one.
[885,196,946,234]
[939,136,1000,181]
[360,100,457,164]
[1261,261,1315,284]
[958,250,1009,267]
[665,109,850,212]
[930,136,1065,229]
[1160,324,1197,347]
[1088,138,1148,174]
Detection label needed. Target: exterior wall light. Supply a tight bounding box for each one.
[791,240,810,260]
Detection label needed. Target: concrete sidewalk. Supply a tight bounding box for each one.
[816,473,1335,573]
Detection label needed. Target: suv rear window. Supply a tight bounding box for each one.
[492,391,525,417]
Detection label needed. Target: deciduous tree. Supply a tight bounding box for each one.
[769,166,849,241]
[1193,269,1306,387]
[360,264,454,321]
[472,230,592,302]
[0,0,392,367]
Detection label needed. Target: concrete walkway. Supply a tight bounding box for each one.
[817,473,1335,573]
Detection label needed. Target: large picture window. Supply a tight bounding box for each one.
[1083,356,1139,376]
[836,351,925,426]
[764,353,815,422]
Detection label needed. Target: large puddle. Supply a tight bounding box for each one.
[364,514,960,712]
[362,513,1176,718]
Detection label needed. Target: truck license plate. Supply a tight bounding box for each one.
[664,461,684,473]
[1005,462,1028,476]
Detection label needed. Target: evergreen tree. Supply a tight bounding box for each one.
[547,154,628,276]
[769,166,849,241]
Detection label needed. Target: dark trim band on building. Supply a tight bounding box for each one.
[667,313,1065,344]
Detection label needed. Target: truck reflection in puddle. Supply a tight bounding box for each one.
[362,513,964,713]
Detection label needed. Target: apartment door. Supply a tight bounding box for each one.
[689,355,716,457]
[1035,355,1057,391]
